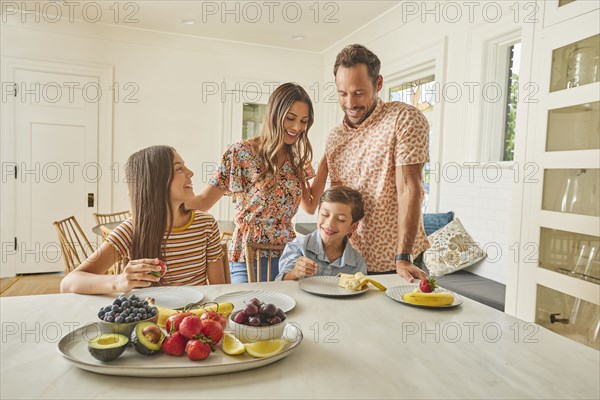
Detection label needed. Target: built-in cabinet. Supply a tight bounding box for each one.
[516,0,599,350]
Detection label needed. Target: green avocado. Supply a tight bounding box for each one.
[131,321,164,355]
[87,333,129,361]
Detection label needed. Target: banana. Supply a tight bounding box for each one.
[337,272,386,291]
[153,302,234,328]
[402,290,454,306]
[365,278,387,291]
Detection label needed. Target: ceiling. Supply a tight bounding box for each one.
[10,0,401,53]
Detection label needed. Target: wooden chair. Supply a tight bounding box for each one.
[245,243,285,283]
[220,231,233,243]
[221,242,231,284]
[93,210,131,239]
[53,216,94,274]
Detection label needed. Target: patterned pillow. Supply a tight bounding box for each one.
[423,218,486,277]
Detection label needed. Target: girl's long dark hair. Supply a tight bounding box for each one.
[125,145,175,261]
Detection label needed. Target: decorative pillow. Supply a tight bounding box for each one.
[423,218,486,277]
[423,211,454,236]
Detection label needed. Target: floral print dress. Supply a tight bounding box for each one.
[209,140,315,262]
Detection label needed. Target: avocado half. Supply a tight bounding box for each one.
[87,333,129,361]
[131,321,164,355]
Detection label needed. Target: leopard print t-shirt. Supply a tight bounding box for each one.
[326,99,430,272]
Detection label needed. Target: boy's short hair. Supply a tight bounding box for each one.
[319,186,365,223]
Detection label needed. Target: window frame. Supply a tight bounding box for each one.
[479,30,522,164]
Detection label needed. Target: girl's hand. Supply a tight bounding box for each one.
[114,258,162,293]
[291,257,318,279]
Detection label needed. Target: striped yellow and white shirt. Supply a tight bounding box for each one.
[106,210,223,286]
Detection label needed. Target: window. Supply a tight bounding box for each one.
[389,74,436,213]
[242,103,266,139]
[480,33,522,162]
[503,42,521,161]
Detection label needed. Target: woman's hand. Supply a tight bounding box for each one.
[289,257,318,280]
[114,258,162,293]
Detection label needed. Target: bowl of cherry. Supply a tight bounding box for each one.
[228,298,287,343]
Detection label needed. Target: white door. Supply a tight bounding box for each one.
[14,69,99,274]
[220,89,270,221]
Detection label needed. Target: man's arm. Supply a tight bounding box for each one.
[395,163,427,282]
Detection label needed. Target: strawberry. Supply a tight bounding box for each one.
[179,315,203,339]
[186,339,211,361]
[150,260,167,278]
[200,319,224,345]
[165,312,193,333]
[419,277,437,293]
[162,331,188,356]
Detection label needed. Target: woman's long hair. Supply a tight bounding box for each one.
[255,83,314,191]
[125,145,175,261]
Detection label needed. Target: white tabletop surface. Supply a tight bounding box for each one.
[1,275,598,399]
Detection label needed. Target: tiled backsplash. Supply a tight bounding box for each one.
[438,165,515,284]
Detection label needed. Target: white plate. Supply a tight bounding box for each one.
[213,290,296,313]
[386,285,463,308]
[131,287,204,309]
[298,276,368,297]
[57,322,303,377]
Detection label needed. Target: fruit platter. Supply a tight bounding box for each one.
[57,294,303,377]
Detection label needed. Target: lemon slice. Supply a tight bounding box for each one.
[244,339,287,358]
[222,333,245,355]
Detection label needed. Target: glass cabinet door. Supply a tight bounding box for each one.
[539,228,600,282]
[542,168,599,217]
[550,34,599,92]
[516,4,599,351]
[536,285,600,350]
[546,101,599,151]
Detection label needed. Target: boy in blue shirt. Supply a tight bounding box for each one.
[276,186,367,280]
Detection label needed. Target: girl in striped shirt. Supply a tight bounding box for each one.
[60,146,226,294]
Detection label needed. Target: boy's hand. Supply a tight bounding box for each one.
[292,257,318,279]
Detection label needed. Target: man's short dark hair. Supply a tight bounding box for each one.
[333,44,381,86]
[319,186,365,223]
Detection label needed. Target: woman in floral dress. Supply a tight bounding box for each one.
[186,83,328,283]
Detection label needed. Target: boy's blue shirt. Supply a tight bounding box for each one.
[275,229,368,280]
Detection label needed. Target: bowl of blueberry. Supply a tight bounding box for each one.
[97,293,159,337]
[228,298,287,343]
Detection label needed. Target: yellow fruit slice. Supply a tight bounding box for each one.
[402,291,455,306]
[244,339,287,358]
[222,333,245,355]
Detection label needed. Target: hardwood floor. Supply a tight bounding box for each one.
[0,273,64,297]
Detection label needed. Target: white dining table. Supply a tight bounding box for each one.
[1,274,598,399]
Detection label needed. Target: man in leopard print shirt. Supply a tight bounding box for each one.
[325,44,430,282]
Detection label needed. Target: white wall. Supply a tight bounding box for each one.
[318,1,530,284]
[1,15,324,218]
